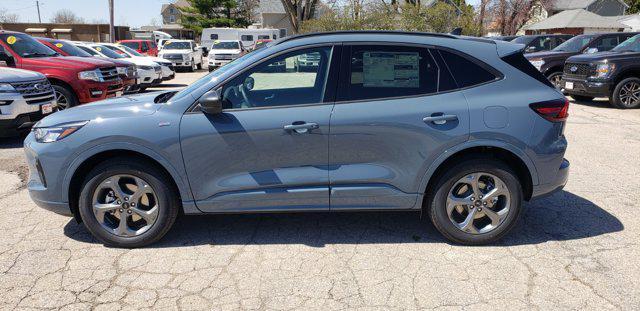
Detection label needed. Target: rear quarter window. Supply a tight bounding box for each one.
[438,49,498,88]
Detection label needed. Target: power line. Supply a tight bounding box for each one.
[36,1,42,23]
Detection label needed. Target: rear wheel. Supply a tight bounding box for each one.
[78,158,179,248]
[612,77,640,109]
[52,84,78,110]
[427,158,523,245]
[571,95,594,102]
[189,58,196,72]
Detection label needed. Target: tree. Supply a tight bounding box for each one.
[51,9,85,24]
[626,0,640,14]
[280,0,322,34]
[179,0,251,34]
[489,0,550,35]
[0,8,20,23]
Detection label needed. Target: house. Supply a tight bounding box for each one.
[161,0,190,25]
[524,9,628,34]
[546,0,628,16]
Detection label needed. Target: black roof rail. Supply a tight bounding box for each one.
[276,30,459,45]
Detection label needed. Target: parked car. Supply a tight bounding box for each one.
[563,34,640,108]
[526,32,638,89]
[513,34,573,54]
[488,35,519,41]
[117,39,158,57]
[37,37,139,94]
[25,31,569,247]
[158,39,203,72]
[252,39,272,50]
[0,67,56,137]
[0,31,124,110]
[73,42,162,91]
[207,40,246,71]
[100,43,175,82]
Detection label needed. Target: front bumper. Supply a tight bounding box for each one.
[562,78,613,98]
[160,65,175,79]
[532,158,570,199]
[138,68,163,86]
[75,79,125,104]
[1,93,56,136]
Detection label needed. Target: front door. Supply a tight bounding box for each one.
[180,46,338,212]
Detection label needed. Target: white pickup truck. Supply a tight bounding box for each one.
[0,67,57,137]
[158,40,203,72]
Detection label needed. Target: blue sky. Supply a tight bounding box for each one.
[2,0,482,28]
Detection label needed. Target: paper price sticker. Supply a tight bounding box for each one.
[55,43,64,48]
[6,36,17,45]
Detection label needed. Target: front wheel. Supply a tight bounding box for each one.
[611,77,640,109]
[427,158,523,245]
[78,158,179,248]
[52,84,79,110]
[546,72,563,90]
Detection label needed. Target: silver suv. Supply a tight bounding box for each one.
[1,67,56,137]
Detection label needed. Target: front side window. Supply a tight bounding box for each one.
[94,45,128,59]
[341,45,438,101]
[0,33,58,58]
[528,37,552,52]
[77,45,99,56]
[553,35,593,52]
[221,46,332,109]
[50,40,92,57]
[593,36,620,51]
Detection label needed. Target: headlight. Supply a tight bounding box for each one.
[0,83,17,93]
[590,63,615,79]
[116,67,127,75]
[33,121,88,143]
[529,59,545,71]
[78,69,101,82]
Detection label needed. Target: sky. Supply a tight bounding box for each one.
[2,0,482,28]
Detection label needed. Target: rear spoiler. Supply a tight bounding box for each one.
[494,40,526,58]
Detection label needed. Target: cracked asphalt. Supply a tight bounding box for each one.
[1,71,639,310]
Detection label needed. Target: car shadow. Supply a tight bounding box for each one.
[0,136,24,149]
[63,190,623,248]
[570,98,614,109]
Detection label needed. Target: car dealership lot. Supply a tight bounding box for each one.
[0,70,639,309]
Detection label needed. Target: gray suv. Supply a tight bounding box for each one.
[24,31,569,247]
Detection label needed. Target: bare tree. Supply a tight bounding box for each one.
[50,9,85,24]
[280,0,321,33]
[489,0,550,35]
[0,8,20,23]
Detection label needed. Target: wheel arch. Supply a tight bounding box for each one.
[419,143,536,206]
[613,68,640,86]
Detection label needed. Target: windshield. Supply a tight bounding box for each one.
[163,41,191,50]
[49,40,92,57]
[612,35,640,52]
[119,41,139,50]
[553,35,593,52]
[211,41,239,49]
[76,45,99,56]
[118,44,143,56]
[0,33,58,58]
[94,45,129,59]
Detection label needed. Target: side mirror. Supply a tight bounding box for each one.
[199,90,222,114]
[585,47,599,54]
[525,46,536,53]
[0,49,15,67]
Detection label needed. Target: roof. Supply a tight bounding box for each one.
[525,9,628,30]
[161,0,191,13]
[549,0,629,10]
[259,0,286,14]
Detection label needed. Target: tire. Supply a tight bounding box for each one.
[571,95,594,102]
[196,60,202,70]
[78,158,180,248]
[546,72,563,90]
[52,84,79,110]
[189,58,196,72]
[427,158,523,245]
[611,77,640,109]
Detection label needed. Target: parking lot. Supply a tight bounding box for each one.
[0,70,639,310]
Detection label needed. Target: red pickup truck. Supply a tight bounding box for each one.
[0,30,124,110]
[117,39,158,57]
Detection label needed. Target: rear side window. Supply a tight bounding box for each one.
[340,45,439,101]
[501,52,555,88]
[438,50,497,88]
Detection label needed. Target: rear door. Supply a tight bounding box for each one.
[328,44,474,210]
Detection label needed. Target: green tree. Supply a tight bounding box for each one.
[627,0,640,14]
[179,0,251,34]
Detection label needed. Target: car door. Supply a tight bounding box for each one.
[328,44,472,210]
[180,45,340,212]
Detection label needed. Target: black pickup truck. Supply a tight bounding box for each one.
[562,34,640,108]
[525,32,638,89]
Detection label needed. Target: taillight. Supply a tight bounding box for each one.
[530,98,569,122]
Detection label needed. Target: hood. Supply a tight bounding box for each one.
[160,49,192,55]
[525,50,578,60]
[20,56,111,71]
[35,92,166,128]
[209,49,241,55]
[145,56,172,64]
[124,57,158,66]
[566,51,640,63]
[101,58,135,67]
[0,67,45,83]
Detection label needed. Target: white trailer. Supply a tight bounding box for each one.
[201,28,283,50]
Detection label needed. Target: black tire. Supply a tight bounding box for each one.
[188,58,195,72]
[52,84,79,110]
[611,77,640,109]
[427,158,523,245]
[78,158,180,248]
[571,95,594,102]
[196,60,202,70]
[546,72,563,90]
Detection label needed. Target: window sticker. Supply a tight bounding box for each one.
[362,52,419,88]
[55,43,64,48]
[95,46,102,51]
[6,36,17,45]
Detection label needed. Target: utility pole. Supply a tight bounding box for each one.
[108,0,115,42]
[36,1,42,23]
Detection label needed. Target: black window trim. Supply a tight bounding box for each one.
[333,41,503,105]
[186,43,341,113]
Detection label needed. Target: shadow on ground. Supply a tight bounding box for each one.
[64,190,623,248]
[571,98,614,109]
[0,136,25,149]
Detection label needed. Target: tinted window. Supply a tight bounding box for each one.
[553,35,594,52]
[593,36,619,51]
[613,34,640,52]
[49,40,92,57]
[241,35,253,41]
[341,45,438,101]
[210,34,219,40]
[501,52,554,88]
[77,45,99,56]
[221,46,332,109]
[526,36,553,52]
[120,41,140,50]
[439,50,497,88]
[0,33,57,58]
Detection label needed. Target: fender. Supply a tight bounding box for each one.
[60,141,193,204]
[415,139,540,204]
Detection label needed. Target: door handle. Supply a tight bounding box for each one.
[423,114,458,125]
[264,94,275,100]
[284,122,319,134]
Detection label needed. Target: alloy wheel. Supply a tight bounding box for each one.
[92,174,159,237]
[446,172,511,234]
[549,73,563,90]
[618,81,640,107]
[54,89,69,110]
